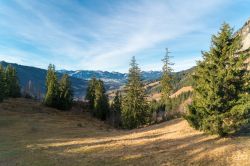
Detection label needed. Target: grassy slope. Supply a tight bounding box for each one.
[1,99,250,166]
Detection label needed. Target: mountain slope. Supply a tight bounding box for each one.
[236,18,250,52]
[0,61,88,98]
[1,61,195,99]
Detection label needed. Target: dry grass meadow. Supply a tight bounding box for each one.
[0,98,250,166]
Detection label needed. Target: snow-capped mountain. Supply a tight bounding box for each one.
[57,70,162,85]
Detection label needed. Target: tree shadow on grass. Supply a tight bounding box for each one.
[233,124,250,137]
[27,127,239,166]
[6,106,248,166]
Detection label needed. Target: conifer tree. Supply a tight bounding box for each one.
[112,91,122,113]
[185,23,250,136]
[0,65,4,102]
[58,74,73,110]
[93,79,109,120]
[46,64,55,89]
[85,78,97,109]
[121,56,148,129]
[44,64,59,108]
[111,91,122,126]
[4,66,10,97]
[161,48,173,109]
[5,65,21,98]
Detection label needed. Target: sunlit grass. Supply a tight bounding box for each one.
[0,98,250,165]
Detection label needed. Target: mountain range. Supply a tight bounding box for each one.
[0,61,168,98]
[57,69,162,86]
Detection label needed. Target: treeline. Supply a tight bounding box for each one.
[149,91,193,122]
[85,57,150,128]
[185,23,250,136]
[85,23,250,136]
[85,78,109,120]
[0,63,73,110]
[0,64,21,102]
[85,55,177,129]
[44,64,73,110]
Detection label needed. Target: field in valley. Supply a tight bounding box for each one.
[0,98,250,166]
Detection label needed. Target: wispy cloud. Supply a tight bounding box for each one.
[0,0,246,72]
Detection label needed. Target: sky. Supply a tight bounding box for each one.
[0,0,249,72]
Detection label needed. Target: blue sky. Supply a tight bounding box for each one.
[0,0,249,72]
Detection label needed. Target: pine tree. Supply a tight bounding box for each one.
[161,48,173,110]
[93,79,109,120]
[185,23,250,136]
[121,56,148,129]
[5,65,21,98]
[0,65,4,102]
[44,64,59,108]
[85,78,97,109]
[58,74,73,110]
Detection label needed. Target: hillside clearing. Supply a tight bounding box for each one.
[0,99,250,166]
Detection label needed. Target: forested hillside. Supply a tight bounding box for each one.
[0,61,88,97]
[0,61,195,98]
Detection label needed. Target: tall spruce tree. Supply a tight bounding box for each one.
[5,65,20,98]
[44,64,59,108]
[0,65,4,102]
[185,23,250,136]
[85,78,97,109]
[93,79,109,120]
[121,56,148,129]
[58,74,73,110]
[161,48,173,109]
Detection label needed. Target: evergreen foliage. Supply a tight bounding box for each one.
[44,64,59,108]
[161,50,173,105]
[0,65,4,102]
[85,78,97,109]
[149,91,192,123]
[5,65,21,98]
[58,74,73,110]
[170,91,192,111]
[85,78,110,120]
[0,65,21,101]
[112,91,122,113]
[121,57,149,129]
[185,23,250,136]
[171,67,195,92]
[93,79,109,120]
[110,91,122,127]
[149,100,165,123]
[44,64,73,110]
